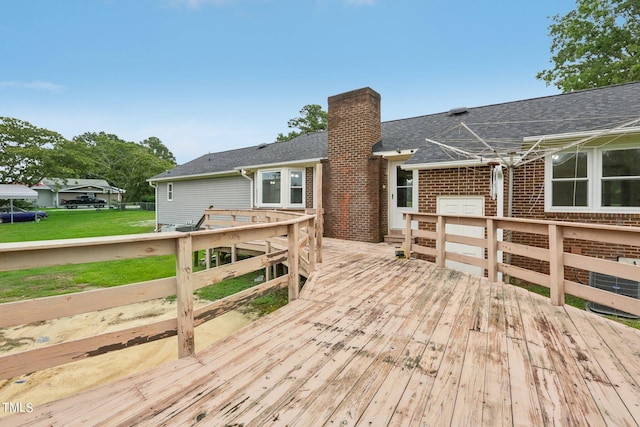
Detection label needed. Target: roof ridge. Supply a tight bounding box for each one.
[381,81,640,126]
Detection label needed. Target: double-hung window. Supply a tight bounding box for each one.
[600,148,640,207]
[289,170,304,206]
[258,168,305,208]
[167,182,174,202]
[546,144,640,212]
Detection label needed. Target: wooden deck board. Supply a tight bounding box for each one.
[2,238,640,427]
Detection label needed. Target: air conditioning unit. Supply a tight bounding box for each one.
[586,267,640,319]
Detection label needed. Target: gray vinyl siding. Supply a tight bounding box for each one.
[35,191,54,208]
[156,175,251,227]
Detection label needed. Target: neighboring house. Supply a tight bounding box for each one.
[32,178,123,207]
[149,84,640,273]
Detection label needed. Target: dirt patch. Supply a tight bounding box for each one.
[0,298,256,416]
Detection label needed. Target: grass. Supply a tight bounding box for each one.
[195,271,289,316]
[514,281,640,330]
[0,207,156,242]
[0,209,288,315]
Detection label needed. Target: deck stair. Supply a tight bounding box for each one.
[384,228,413,244]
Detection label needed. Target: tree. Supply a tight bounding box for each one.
[0,117,69,185]
[141,136,177,164]
[72,132,175,202]
[276,104,328,142]
[537,0,640,92]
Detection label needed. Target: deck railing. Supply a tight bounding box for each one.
[0,210,318,380]
[402,212,640,318]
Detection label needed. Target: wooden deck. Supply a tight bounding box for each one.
[3,238,640,426]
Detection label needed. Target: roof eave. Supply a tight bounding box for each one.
[236,157,325,172]
[147,169,240,183]
[523,125,640,143]
[404,159,489,170]
[373,149,419,158]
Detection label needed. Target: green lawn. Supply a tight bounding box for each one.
[0,208,156,242]
[514,280,640,330]
[0,209,287,313]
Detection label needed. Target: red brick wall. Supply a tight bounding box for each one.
[510,159,640,282]
[324,87,385,242]
[305,166,314,209]
[413,162,640,282]
[418,166,499,216]
[416,165,500,262]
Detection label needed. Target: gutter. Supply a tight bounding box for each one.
[235,157,324,171]
[402,159,488,170]
[523,124,640,144]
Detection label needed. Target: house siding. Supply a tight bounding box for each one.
[416,166,499,263]
[156,176,251,228]
[35,191,54,208]
[510,159,640,284]
[305,166,314,209]
[414,162,640,284]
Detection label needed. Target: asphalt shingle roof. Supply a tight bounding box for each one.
[150,82,640,180]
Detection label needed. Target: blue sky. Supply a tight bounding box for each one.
[2,0,576,164]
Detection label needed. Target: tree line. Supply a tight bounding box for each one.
[0,117,177,202]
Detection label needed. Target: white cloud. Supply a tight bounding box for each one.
[0,80,65,93]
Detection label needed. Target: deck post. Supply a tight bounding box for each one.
[486,218,498,282]
[308,218,316,272]
[206,248,212,269]
[549,223,565,306]
[404,213,413,257]
[315,162,324,263]
[175,234,195,357]
[436,215,446,267]
[287,222,300,301]
[265,240,272,281]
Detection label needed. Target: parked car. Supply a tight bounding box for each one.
[62,195,107,209]
[0,206,48,223]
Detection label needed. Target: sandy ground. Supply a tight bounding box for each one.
[0,298,256,416]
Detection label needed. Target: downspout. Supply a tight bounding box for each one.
[505,164,515,281]
[490,163,505,282]
[508,166,514,218]
[148,181,159,231]
[240,170,254,208]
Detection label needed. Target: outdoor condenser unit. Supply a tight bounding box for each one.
[587,268,640,319]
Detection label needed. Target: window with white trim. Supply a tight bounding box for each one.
[289,170,304,206]
[167,182,174,202]
[261,171,281,205]
[257,168,305,208]
[545,145,640,212]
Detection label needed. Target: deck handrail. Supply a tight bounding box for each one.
[402,212,640,317]
[0,210,318,380]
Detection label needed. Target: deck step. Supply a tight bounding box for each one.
[383,233,413,244]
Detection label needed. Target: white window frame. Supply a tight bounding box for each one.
[256,168,306,209]
[167,182,174,202]
[288,169,305,208]
[545,143,640,213]
[258,169,282,208]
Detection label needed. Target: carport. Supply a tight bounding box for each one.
[0,184,39,224]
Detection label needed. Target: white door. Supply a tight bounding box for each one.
[390,161,418,230]
[436,196,484,276]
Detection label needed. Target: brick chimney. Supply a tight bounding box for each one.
[323,87,385,242]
